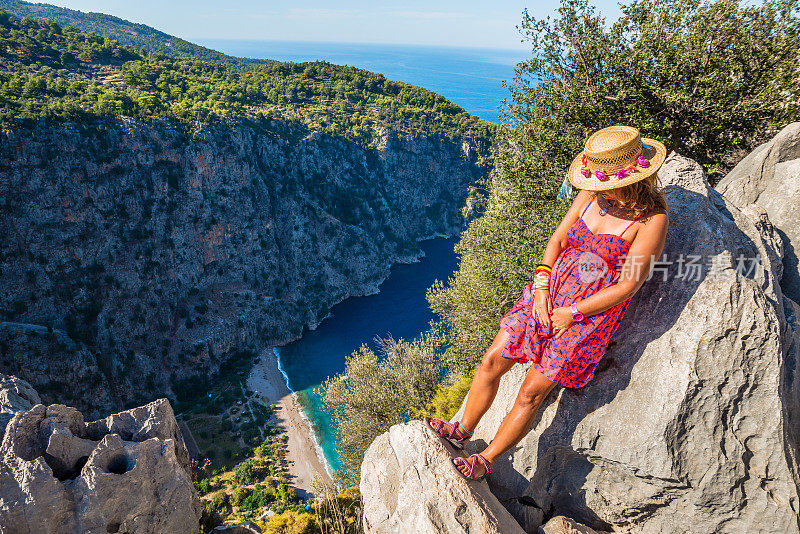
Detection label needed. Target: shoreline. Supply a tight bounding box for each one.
[244,233,457,496]
[246,347,334,498]
[274,347,337,483]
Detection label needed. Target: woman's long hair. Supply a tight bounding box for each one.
[609,172,667,222]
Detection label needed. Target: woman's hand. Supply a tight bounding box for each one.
[550,307,575,338]
[533,287,553,327]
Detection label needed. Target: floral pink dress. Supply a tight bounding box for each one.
[499,194,638,388]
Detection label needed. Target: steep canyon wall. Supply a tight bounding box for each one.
[0,117,488,415]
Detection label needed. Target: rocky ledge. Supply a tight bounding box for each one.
[360,131,800,533]
[0,373,201,534]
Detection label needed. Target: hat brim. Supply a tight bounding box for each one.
[567,137,667,191]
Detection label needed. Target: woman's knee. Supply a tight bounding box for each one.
[515,381,554,409]
[477,346,512,380]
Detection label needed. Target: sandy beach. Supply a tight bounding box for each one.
[247,348,333,498]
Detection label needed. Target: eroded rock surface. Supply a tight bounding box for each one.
[0,373,40,432]
[538,516,608,534]
[360,420,526,534]
[0,381,200,534]
[716,122,800,303]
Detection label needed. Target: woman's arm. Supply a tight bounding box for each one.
[534,189,596,327]
[550,208,669,337]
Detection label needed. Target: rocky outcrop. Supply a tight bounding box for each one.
[0,117,488,414]
[361,152,800,533]
[0,375,200,534]
[716,122,800,302]
[0,373,40,432]
[538,516,607,534]
[360,420,526,534]
[212,521,262,533]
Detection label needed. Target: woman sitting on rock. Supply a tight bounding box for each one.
[425,125,669,480]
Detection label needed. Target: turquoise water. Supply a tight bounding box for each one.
[276,237,459,474]
[194,40,527,123]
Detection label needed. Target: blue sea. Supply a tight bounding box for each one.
[196,40,526,475]
[277,237,459,475]
[195,40,528,123]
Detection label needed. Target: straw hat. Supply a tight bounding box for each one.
[567,125,666,191]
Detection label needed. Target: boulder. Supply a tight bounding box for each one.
[0,385,201,534]
[538,516,608,534]
[0,374,40,433]
[443,153,800,532]
[716,122,800,301]
[360,420,527,534]
[212,521,262,533]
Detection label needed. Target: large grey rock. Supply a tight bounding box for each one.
[450,153,800,533]
[538,516,608,534]
[716,122,800,302]
[86,396,191,470]
[0,391,201,534]
[360,420,527,534]
[0,373,40,433]
[212,521,262,533]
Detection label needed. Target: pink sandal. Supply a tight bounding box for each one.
[452,453,492,481]
[424,417,472,450]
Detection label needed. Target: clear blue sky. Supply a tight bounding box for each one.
[44,1,623,50]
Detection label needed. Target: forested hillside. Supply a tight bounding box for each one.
[0,8,494,419]
[0,0,268,69]
[0,11,493,144]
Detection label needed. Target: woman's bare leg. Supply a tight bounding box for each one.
[428,328,515,437]
[459,329,516,431]
[455,365,557,478]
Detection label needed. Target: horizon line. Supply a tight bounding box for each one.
[188,37,531,55]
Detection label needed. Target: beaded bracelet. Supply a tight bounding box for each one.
[533,271,550,290]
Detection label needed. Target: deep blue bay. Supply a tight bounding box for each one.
[277,236,459,474]
[196,41,527,473]
[195,40,527,123]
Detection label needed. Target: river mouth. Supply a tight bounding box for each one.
[277,236,459,472]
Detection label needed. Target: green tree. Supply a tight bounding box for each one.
[210,489,228,509]
[231,486,248,506]
[232,460,255,484]
[321,335,443,486]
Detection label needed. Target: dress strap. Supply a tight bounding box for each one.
[580,193,596,218]
[619,217,639,236]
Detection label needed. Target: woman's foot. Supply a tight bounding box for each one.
[452,453,492,480]
[424,417,472,449]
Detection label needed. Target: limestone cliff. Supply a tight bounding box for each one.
[0,117,488,415]
[360,145,800,533]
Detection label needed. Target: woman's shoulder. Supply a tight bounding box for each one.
[638,207,669,233]
[642,206,668,221]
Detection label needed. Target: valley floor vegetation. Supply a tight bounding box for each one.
[321,0,800,488]
[178,352,362,533]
